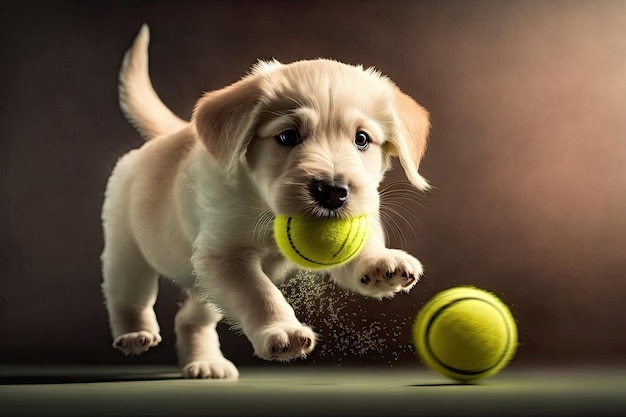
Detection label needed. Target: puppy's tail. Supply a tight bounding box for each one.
[119,24,188,141]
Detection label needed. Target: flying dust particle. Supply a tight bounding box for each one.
[279,270,418,365]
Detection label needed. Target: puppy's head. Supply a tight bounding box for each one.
[192,59,430,218]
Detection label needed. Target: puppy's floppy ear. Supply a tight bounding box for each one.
[192,75,264,173]
[388,88,431,191]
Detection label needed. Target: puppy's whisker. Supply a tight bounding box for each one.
[378,181,427,247]
[380,207,412,247]
[380,182,430,209]
[381,199,423,235]
[378,211,395,246]
[253,208,275,243]
[381,205,416,246]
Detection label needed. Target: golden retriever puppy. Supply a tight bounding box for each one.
[101,25,430,379]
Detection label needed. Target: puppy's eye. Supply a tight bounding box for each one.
[354,131,370,151]
[275,129,302,146]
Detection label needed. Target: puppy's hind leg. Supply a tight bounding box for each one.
[175,292,239,379]
[101,235,162,356]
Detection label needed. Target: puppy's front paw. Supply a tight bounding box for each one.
[250,323,317,362]
[113,331,161,356]
[357,249,423,299]
[182,359,239,380]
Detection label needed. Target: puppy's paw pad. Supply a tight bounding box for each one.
[357,249,423,298]
[113,331,161,356]
[182,359,239,380]
[253,323,317,362]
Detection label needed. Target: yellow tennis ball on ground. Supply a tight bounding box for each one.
[273,214,370,270]
[412,286,518,383]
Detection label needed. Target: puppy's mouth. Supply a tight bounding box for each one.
[304,206,348,220]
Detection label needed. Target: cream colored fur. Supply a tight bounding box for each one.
[101,25,431,379]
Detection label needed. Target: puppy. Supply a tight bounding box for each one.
[101,25,431,379]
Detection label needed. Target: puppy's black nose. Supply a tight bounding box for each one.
[310,179,349,210]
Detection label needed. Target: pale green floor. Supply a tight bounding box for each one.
[1,365,625,416]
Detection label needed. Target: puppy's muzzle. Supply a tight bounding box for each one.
[310,179,349,210]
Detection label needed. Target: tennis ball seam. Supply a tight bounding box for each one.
[424,297,513,376]
[332,217,366,261]
[285,216,367,267]
[285,217,322,266]
[331,217,355,259]
[340,218,367,262]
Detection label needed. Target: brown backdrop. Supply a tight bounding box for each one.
[1,0,625,368]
